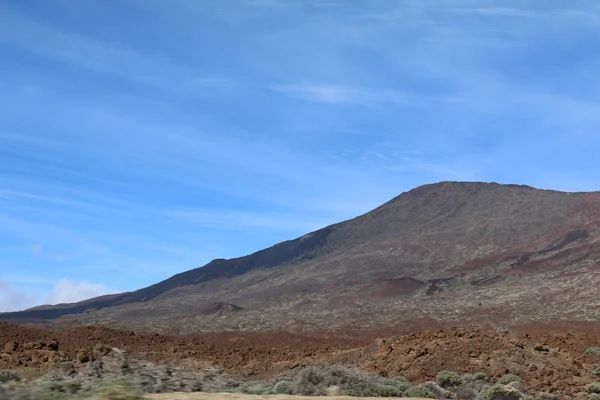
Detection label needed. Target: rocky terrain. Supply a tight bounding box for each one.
[1,321,600,398]
[2,181,600,398]
[2,181,600,333]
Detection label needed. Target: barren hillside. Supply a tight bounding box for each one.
[2,181,600,332]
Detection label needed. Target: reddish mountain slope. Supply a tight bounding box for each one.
[2,181,600,332]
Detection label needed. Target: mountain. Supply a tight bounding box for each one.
[2,181,600,332]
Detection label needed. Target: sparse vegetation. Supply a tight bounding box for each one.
[586,348,600,355]
[292,366,405,397]
[2,319,599,399]
[450,373,489,400]
[589,382,600,394]
[239,381,274,395]
[0,371,22,384]
[423,381,453,398]
[0,378,143,400]
[390,376,411,393]
[273,380,295,395]
[404,384,435,398]
[436,370,462,387]
[456,386,479,400]
[476,384,526,400]
[497,373,522,386]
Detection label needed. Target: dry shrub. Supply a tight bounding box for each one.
[239,381,274,395]
[0,371,22,384]
[0,378,143,400]
[423,381,453,398]
[589,383,600,394]
[293,366,406,397]
[455,372,489,400]
[436,370,462,388]
[497,374,522,386]
[476,384,527,400]
[404,384,435,398]
[273,380,294,395]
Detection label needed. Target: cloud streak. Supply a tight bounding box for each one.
[271,83,423,106]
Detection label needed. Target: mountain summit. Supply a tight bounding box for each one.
[3,181,600,332]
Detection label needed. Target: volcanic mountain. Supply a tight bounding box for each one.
[2,181,600,332]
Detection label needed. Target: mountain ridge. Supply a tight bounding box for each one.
[3,181,600,332]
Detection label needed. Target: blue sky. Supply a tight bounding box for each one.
[1,0,600,311]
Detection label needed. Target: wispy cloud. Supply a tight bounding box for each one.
[444,7,536,17]
[0,278,115,312]
[271,83,424,106]
[0,7,241,97]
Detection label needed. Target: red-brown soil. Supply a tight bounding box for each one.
[2,322,599,397]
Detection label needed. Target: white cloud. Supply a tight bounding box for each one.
[46,279,114,305]
[0,280,40,312]
[0,279,115,312]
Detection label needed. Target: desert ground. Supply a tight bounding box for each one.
[2,321,600,399]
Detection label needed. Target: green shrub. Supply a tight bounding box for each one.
[459,372,488,396]
[0,371,22,384]
[436,370,462,388]
[0,378,143,400]
[371,384,402,397]
[404,384,435,398]
[295,367,327,396]
[294,366,406,397]
[589,383,600,394]
[586,348,600,355]
[240,382,274,395]
[474,372,488,380]
[594,365,600,377]
[423,381,453,398]
[464,372,488,382]
[497,374,522,385]
[476,384,526,400]
[456,372,487,400]
[456,386,478,400]
[273,380,294,395]
[388,376,411,392]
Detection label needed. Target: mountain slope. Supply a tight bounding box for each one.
[3,181,600,332]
